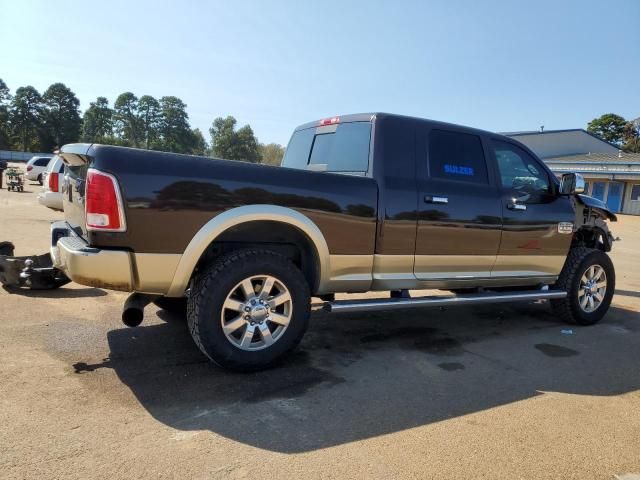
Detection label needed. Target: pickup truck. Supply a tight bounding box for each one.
[49,113,617,371]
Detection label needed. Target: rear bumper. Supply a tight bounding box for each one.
[51,221,181,294]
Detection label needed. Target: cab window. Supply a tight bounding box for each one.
[492,140,552,203]
[282,122,371,173]
[428,129,488,184]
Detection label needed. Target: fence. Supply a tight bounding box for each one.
[0,150,52,162]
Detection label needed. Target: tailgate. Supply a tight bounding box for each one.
[58,144,92,239]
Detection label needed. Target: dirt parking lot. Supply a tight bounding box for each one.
[1,172,639,480]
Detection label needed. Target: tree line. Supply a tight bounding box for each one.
[587,113,640,153]
[0,79,285,165]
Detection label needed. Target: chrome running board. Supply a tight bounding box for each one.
[323,289,567,314]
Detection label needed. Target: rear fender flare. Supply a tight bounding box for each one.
[166,205,330,297]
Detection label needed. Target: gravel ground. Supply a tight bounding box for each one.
[1,170,639,480]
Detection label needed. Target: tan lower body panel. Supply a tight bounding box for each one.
[322,254,374,293]
[367,254,559,292]
[491,255,566,277]
[414,255,496,280]
[132,253,182,294]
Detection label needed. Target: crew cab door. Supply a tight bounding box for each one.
[414,127,502,281]
[489,139,574,279]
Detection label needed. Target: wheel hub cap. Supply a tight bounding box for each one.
[221,275,293,351]
[578,264,607,313]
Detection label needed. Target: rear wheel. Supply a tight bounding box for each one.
[551,247,615,325]
[37,174,43,185]
[187,249,310,371]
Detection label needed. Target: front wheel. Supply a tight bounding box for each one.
[187,249,311,371]
[551,247,615,325]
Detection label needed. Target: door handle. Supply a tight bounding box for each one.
[507,202,527,211]
[424,195,449,204]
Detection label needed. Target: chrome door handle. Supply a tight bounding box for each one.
[507,202,527,211]
[424,195,449,204]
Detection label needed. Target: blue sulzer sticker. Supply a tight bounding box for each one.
[444,164,474,176]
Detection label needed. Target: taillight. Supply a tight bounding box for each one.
[48,172,59,192]
[85,169,126,232]
[27,165,33,171]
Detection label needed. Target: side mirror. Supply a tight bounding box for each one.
[559,172,585,195]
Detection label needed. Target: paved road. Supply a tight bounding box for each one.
[1,176,639,479]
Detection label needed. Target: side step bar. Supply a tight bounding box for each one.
[323,289,567,314]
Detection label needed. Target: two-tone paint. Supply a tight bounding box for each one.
[57,113,611,297]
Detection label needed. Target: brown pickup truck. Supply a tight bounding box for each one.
[10,113,619,371]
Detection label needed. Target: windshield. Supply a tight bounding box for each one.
[282,121,372,173]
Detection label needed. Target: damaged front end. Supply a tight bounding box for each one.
[572,195,618,252]
[0,242,70,290]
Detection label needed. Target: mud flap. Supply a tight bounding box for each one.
[0,242,70,290]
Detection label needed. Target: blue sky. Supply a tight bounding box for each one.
[2,0,638,145]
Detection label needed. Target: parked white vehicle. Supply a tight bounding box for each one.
[37,156,64,211]
[25,156,52,184]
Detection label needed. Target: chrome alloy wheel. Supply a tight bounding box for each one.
[220,275,293,351]
[578,264,607,313]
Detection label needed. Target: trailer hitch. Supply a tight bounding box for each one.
[0,242,70,290]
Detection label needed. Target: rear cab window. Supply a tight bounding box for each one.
[282,121,372,174]
[34,157,51,167]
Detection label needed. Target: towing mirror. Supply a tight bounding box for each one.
[559,172,585,195]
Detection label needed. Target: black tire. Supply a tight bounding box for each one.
[187,248,311,371]
[551,247,615,326]
[37,174,43,185]
[153,296,187,316]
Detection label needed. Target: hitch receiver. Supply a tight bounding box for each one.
[0,242,70,290]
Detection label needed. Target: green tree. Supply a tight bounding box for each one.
[623,118,640,153]
[10,86,44,151]
[0,79,11,149]
[42,82,82,149]
[138,95,161,149]
[209,116,260,163]
[190,128,208,155]
[82,97,113,143]
[258,142,285,166]
[113,92,141,147]
[158,96,193,153]
[587,113,627,145]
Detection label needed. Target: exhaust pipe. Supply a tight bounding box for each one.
[122,293,156,327]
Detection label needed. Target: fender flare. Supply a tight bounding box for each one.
[166,205,330,296]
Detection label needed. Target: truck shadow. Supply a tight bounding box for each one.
[75,302,640,453]
[3,286,107,298]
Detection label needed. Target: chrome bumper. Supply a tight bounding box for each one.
[51,223,134,291]
[50,221,182,294]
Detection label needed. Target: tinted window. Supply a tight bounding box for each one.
[631,184,640,201]
[428,130,488,184]
[492,140,551,203]
[281,128,315,170]
[34,157,50,166]
[282,122,371,172]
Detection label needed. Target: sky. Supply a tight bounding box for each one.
[1,0,639,145]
